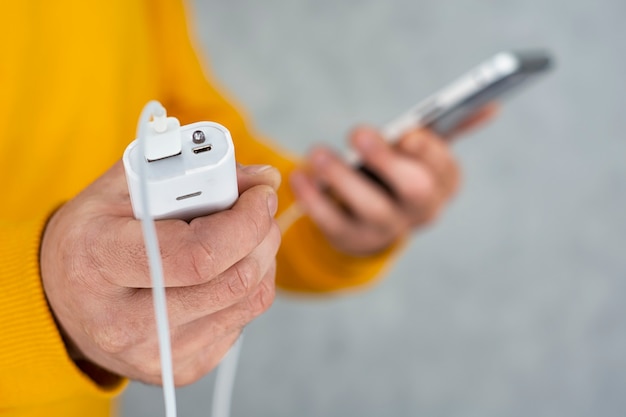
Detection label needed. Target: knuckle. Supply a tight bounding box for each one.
[240,186,273,233]
[89,307,153,357]
[134,351,163,379]
[90,323,134,355]
[247,275,276,318]
[188,240,219,284]
[244,202,271,245]
[228,259,259,299]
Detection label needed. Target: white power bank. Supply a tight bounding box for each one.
[123,120,238,221]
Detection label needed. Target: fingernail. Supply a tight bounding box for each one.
[267,191,278,216]
[242,164,273,175]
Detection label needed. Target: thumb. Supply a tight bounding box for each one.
[448,102,500,139]
[237,163,282,194]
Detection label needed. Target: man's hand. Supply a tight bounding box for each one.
[40,161,281,386]
[289,105,497,256]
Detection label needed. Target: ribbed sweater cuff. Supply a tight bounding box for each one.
[0,213,126,409]
[276,214,405,294]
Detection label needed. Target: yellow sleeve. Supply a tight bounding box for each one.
[0,213,125,416]
[155,0,405,293]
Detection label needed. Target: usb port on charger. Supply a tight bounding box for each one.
[192,144,212,154]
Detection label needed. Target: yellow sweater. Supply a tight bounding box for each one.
[0,1,397,415]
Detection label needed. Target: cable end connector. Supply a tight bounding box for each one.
[153,106,167,132]
[144,115,182,162]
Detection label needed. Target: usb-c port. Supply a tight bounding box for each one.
[192,144,212,154]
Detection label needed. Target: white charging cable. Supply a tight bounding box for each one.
[211,334,244,417]
[136,100,178,417]
[135,100,249,417]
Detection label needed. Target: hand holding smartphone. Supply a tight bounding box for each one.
[354,49,554,187]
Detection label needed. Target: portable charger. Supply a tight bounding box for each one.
[123,116,238,221]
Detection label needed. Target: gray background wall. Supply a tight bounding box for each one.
[123,1,626,416]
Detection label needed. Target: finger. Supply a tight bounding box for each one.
[290,168,405,253]
[188,184,278,281]
[124,331,242,386]
[289,171,405,254]
[351,127,454,227]
[394,128,437,157]
[307,147,401,225]
[170,268,276,370]
[289,169,357,239]
[173,331,242,386]
[163,222,280,325]
[128,269,276,385]
[397,129,461,201]
[448,102,499,139]
[97,184,278,288]
[350,126,437,207]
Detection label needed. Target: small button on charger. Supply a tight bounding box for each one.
[192,130,206,144]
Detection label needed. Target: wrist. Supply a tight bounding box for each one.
[45,289,124,389]
[40,206,124,390]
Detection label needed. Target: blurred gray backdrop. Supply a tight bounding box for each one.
[123,0,626,416]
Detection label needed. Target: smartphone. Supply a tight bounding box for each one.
[356,49,553,187]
